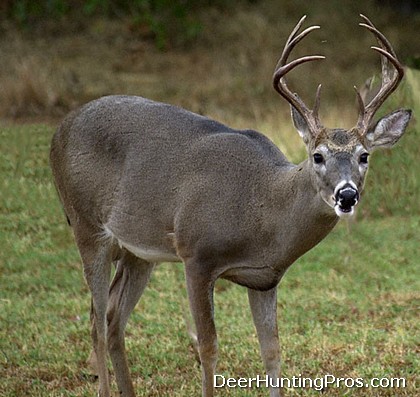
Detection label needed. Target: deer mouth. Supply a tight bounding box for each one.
[333,182,359,217]
[334,203,355,217]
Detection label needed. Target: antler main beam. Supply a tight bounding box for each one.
[355,14,405,133]
[274,15,405,137]
[273,15,325,135]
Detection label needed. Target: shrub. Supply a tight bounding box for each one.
[1,0,254,48]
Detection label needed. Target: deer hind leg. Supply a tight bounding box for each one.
[107,252,155,397]
[248,287,281,397]
[185,262,218,397]
[74,223,113,397]
[87,298,98,375]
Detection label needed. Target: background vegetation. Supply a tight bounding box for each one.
[0,0,419,396]
[2,0,223,49]
[0,123,418,396]
[360,68,419,217]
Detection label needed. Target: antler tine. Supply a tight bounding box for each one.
[359,15,403,85]
[353,85,365,115]
[356,15,405,133]
[313,84,322,119]
[277,15,308,65]
[360,14,398,58]
[275,25,322,71]
[371,46,404,77]
[360,15,395,81]
[273,16,325,134]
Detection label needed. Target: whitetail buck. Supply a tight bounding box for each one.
[50,15,411,397]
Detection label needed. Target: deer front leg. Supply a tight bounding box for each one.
[248,287,281,397]
[185,263,218,397]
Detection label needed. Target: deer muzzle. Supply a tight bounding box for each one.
[334,182,359,217]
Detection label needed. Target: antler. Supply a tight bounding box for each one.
[273,15,325,135]
[355,14,405,134]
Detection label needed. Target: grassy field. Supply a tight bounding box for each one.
[1,1,419,395]
[0,121,418,396]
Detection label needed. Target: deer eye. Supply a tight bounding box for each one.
[359,153,369,164]
[313,153,324,164]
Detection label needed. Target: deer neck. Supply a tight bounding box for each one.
[288,159,334,218]
[270,159,339,267]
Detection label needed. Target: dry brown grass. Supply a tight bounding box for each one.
[0,0,418,136]
[0,56,77,118]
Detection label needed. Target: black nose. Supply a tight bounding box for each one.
[335,184,359,209]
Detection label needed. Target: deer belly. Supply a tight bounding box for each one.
[118,239,180,262]
[221,266,283,291]
[102,224,180,262]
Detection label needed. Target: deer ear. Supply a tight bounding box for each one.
[291,105,311,143]
[366,109,412,150]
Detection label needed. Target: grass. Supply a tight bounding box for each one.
[0,2,419,394]
[0,122,419,396]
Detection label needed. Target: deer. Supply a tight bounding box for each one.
[50,14,411,397]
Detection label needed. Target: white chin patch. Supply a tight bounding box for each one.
[334,204,355,218]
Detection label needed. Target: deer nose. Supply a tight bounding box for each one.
[335,184,359,209]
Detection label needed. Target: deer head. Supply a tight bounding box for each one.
[273,15,412,217]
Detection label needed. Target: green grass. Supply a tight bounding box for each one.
[0,124,419,396]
